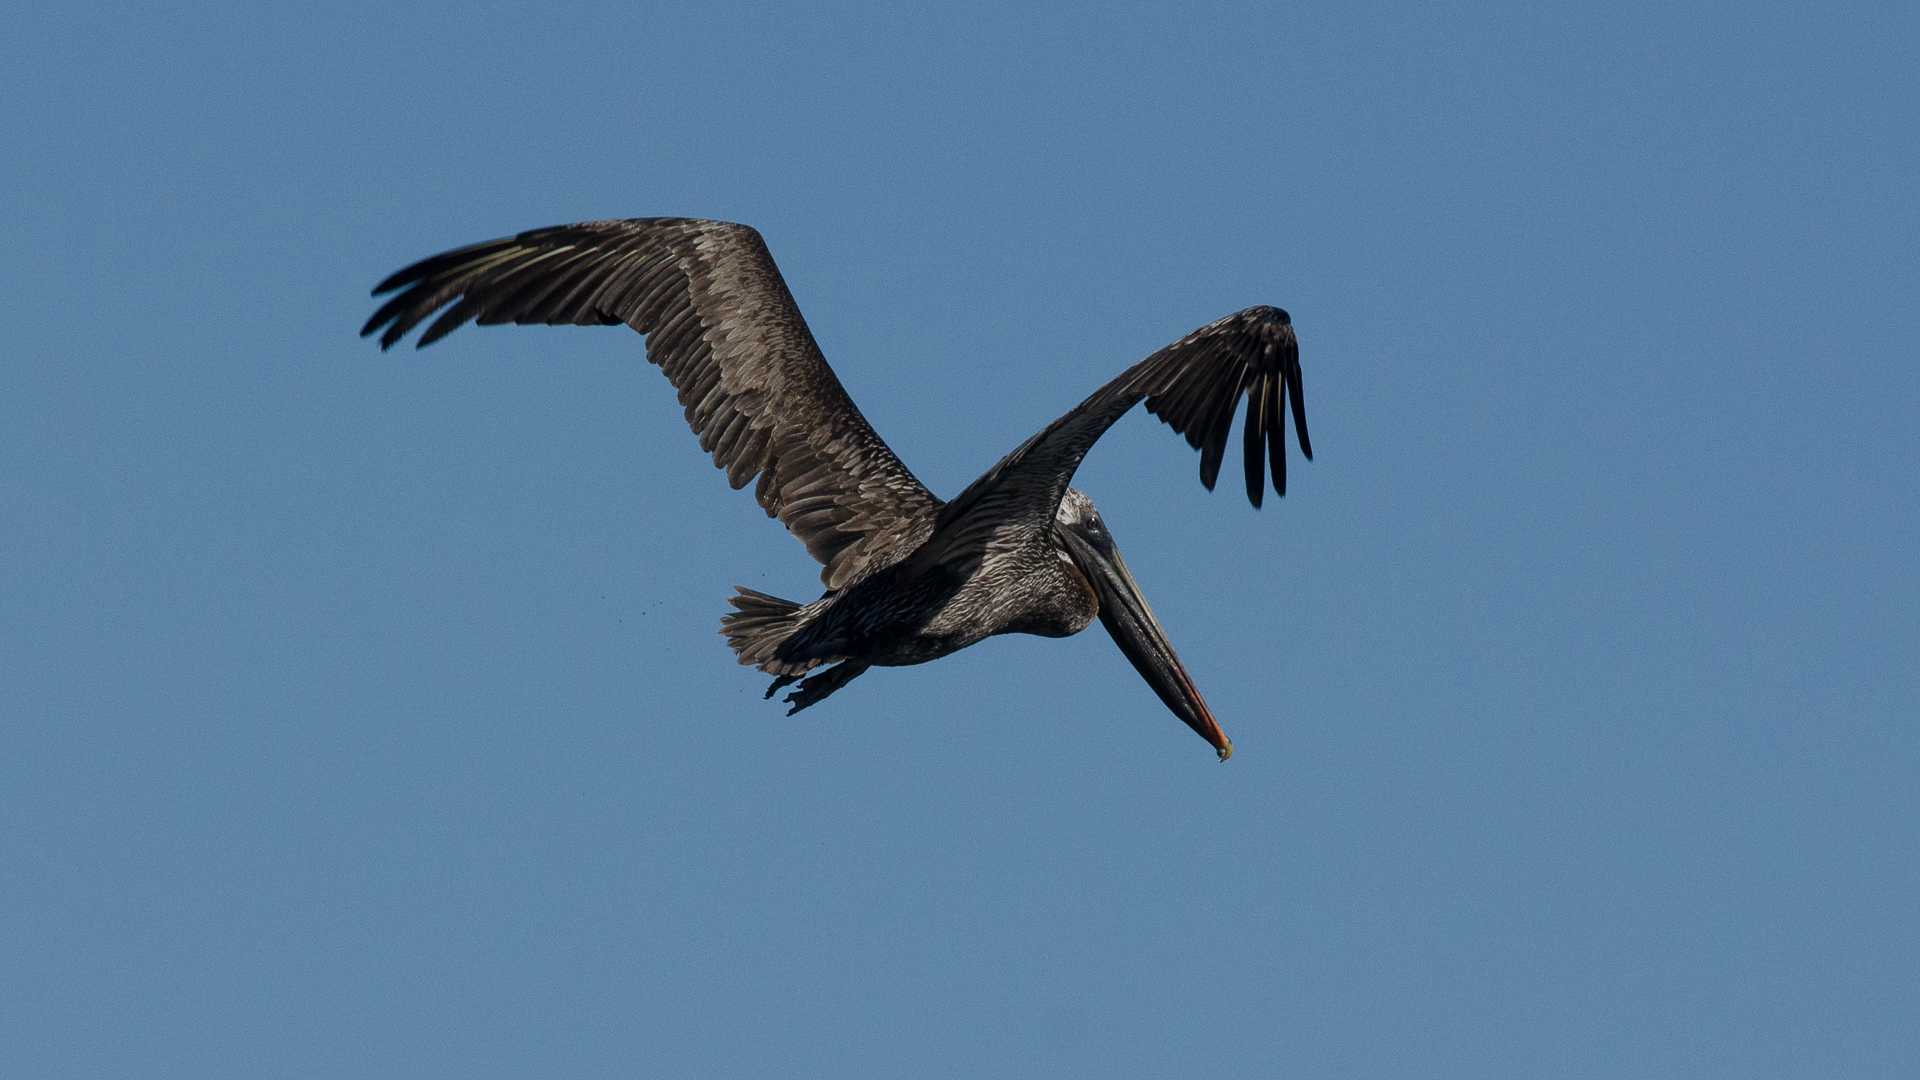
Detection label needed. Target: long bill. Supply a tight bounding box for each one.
[1060,529,1233,761]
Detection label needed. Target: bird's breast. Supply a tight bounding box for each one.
[924,549,1098,642]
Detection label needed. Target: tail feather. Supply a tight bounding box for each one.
[721,587,828,675]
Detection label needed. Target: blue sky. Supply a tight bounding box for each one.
[4,2,1915,1077]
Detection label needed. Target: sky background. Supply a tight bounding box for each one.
[3,2,1916,1077]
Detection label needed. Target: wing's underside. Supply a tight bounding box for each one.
[362,218,942,588]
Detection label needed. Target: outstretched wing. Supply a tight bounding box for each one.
[926,306,1310,558]
[362,218,942,589]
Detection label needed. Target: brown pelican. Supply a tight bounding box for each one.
[362,219,1310,760]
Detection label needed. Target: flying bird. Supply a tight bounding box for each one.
[362,218,1311,760]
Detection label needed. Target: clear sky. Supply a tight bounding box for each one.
[4,2,1915,1077]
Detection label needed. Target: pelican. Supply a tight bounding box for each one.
[362,219,1311,760]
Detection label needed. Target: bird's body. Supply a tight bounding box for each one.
[748,491,1102,673]
[364,218,1311,759]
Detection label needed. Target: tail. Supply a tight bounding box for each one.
[720,587,824,676]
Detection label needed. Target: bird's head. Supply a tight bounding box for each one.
[1055,488,1232,761]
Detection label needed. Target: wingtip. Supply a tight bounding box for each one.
[358,325,399,351]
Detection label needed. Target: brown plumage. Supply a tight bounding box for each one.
[363,218,1312,759]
